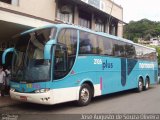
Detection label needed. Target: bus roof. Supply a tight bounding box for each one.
[20,23,156,51]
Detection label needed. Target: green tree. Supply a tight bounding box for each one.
[144,33,151,41]
[133,37,138,43]
[124,19,160,41]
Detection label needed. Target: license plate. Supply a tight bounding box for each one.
[20,96,27,101]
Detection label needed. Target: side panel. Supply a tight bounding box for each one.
[62,56,157,96]
[10,56,157,104]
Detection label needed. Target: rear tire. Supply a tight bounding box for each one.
[77,84,92,106]
[136,78,143,92]
[144,78,150,90]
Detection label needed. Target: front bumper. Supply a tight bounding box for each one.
[10,90,54,105]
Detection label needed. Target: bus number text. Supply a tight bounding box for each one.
[94,59,102,64]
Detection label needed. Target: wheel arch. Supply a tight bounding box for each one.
[145,75,150,83]
[79,79,94,98]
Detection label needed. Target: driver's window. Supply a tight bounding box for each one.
[54,45,67,71]
[54,28,77,79]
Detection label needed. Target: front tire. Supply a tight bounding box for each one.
[77,84,92,106]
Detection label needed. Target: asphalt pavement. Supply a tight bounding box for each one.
[0,84,160,120]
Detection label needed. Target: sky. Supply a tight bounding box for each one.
[113,0,160,23]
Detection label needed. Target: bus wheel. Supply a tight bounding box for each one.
[77,84,92,106]
[136,78,143,92]
[144,78,150,90]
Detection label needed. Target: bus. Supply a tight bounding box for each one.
[2,24,158,106]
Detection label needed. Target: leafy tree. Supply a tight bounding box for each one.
[133,37,138,43]
[144,33,151,41]
[124,19,160,41]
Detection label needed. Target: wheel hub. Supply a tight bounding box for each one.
[81,88,89,103]
[139,81,143,91]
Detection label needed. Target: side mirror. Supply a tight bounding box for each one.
[44,39,56,59]
[2,48,15,64]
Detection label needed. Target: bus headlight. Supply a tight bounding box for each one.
[34,88,50,93]
[10,88,15,92]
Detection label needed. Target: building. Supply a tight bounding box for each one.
[0,0,124,64]
[150,38,160,46]
[138,38,160,46]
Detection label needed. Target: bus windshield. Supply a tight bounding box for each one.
[12,28,56,82]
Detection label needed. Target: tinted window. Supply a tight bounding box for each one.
[135,45,143,59]
[97,36,105,55]
[143,47,156,61]
[125,44,136,59]
[58,29,77,55]
[79,31,98,54]
[54,45,67,76]
[113,41,126,57]
[98,36,113,56]
[78,31,156,61]
[135,45,156,61]
[54,28,77,79]
[150,51,157,61]
[143,48,150,60]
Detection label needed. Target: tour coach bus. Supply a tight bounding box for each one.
[2,24,158,106]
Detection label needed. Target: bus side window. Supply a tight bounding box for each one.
[103,37,113,56]
[97,36,105,55]
[113,41,126,57]
[79,32,92,54]
[125,44,136,59]
[79,31,98,54]
[88,34,98,54]
[143,47,154,61]
[135,45,143,59]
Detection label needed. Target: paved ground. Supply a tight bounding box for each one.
[0,96,19,108]
[0,84,160,120]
